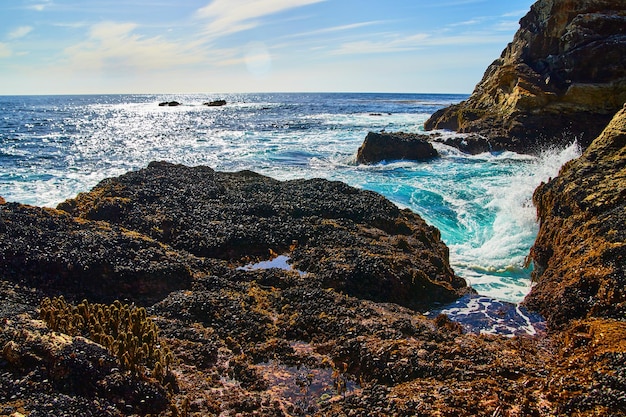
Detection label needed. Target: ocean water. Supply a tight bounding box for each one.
[0,93,580,311]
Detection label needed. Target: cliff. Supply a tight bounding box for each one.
[523,104,626,328]
[424,0,626,153]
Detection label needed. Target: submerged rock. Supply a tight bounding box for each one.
[524,103,626,328]
[356,131,438,164]
[424,0,626,153]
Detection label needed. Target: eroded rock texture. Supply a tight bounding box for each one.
[524,104,626,327]
[425,0,626,153]
[56,161,466,310]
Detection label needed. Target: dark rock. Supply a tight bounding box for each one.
[57,161,466,310]
[158,101,181,107]
[356,132,438,164]
[433,134,494,155]
[0,203,194,305]
[203,100,227,107]
[523,103,626,328]
[425,0,626,153]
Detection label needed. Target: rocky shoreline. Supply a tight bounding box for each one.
[2,107,625,414]
[1,0,625,415]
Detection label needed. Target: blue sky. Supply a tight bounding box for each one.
[0,0,535,95]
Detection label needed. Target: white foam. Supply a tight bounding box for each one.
[448,141,581,302]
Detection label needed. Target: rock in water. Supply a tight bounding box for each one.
[523,104,626,327]
[425,0,626,153]
[356,132,438,164]
[57,161,467,310]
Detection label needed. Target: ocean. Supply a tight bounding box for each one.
[0,93,580,333]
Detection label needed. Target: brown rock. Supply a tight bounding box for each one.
[523,103,626,328]
[425,0,626,153]
[356,132,438,164]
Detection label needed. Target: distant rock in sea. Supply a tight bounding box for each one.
[356,131,438,164]
[424,0,626,153]
[158,101,181,106]
[203,99,227,107]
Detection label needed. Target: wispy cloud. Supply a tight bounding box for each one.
[502,9,529,18]
[195,0,326,39]
[286,21,385,38]
[330,32,510,56]
[0,43,12,58]
[27,0,52,12]
[8,26,34,40]
[63,21,207,72]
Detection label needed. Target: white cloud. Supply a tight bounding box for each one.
[331,32,510,56]
[330,33,430,55]
[63,21,208,72]
[8,26,34,40]
[287,21,385,38]
[0,43,12,58]
[27,1,52,12]
[196,0,326,38]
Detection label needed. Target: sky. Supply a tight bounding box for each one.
[0,0,536,95]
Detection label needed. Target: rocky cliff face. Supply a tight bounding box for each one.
[425,0,626,153]
[523,104,626,327]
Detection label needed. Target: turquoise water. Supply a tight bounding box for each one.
[0,93,580,304]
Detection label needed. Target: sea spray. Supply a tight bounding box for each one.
[444,141,582,302]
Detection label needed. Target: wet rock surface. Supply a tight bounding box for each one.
[524,104,626,328]
[424,0,626,153]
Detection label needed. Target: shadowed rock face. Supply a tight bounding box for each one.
[425,0,626,153]
[56,161,467,310]
[523,104,626,328]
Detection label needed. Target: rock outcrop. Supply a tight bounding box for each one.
[158,101,181,107]
[203,99,227,107]
[425,0,626,153]
[523,103,626,328]
[356,132,438,164]
[56,161,466,310]
[0,203,194,305]
[1,161,625,416]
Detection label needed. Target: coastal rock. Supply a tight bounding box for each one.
[356,132,438,164]
[424,0,626,153]
[523,103,626,327]
[57,161,466,310]
[158,101,181,107]
[203,99,227,107]
[0,203,194,304]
